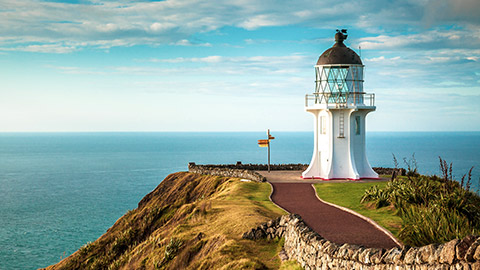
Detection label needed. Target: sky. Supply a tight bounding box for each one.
[0,0,479,132]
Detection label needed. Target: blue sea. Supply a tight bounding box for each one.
[0,132,479,269]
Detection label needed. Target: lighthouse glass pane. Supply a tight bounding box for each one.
[316,65,364,104]
[346,80,354,92]
[346,68,353,93]
[322,67,329,81]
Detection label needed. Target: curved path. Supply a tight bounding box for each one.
[270,182,400,249]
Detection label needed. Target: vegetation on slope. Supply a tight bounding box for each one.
[361,158,479,247]
[313,181,402,238]
[44,172,293,270]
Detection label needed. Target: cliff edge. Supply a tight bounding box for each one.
[43,172,287,269]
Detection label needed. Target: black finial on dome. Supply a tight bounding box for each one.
[334,29,348,47]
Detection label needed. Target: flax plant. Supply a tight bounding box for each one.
[361,157,479,246]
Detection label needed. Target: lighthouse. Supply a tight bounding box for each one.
[302,30,378,180]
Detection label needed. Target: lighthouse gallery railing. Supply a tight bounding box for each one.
[305,92,375,107]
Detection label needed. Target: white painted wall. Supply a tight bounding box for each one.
[302,106,378,180]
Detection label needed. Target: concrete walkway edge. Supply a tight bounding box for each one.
[268,182,290,214]
[310,184,403,248]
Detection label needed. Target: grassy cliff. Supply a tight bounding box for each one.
[44,172,294,270]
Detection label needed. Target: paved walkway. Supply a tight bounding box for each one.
[259,171,399,249]
[257,170,389,183]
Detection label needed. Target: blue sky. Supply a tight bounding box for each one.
[1,0,479,132]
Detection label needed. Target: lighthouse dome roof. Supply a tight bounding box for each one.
[317,31,362,65]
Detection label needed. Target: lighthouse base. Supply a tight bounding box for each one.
[302,106,378,181]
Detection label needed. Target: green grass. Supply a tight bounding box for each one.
[280,260,303,270]
[241,181,287,215]
[314,181,402,238]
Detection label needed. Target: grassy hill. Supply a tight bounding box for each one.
[43,172,301,269]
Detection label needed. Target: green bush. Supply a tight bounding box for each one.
[399,206,475,246]
[361,158,480,246]
[164,237,183,262]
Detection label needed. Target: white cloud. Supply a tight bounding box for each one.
[2,0,478,53]
[357,29,480,51]
[51,54,313,78]
[0,43,78,53]
[147,55,223,63]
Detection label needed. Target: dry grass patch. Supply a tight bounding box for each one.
[45,172,287,270]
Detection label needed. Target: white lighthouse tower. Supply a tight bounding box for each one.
[302,30,378,180]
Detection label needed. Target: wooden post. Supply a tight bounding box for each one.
[258,129,274,173]
[267,129,270,173]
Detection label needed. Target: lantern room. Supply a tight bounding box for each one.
[308,30,374,108]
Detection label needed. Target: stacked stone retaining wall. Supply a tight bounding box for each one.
[188,163,267,182]
[189,162,308,171]
[188,163,403,182]
[188,163,309,182]
[243,214,480,269]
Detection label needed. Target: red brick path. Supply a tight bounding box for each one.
[270,182,400,249]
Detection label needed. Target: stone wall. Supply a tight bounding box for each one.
[372,167,406,177]
[189,162,308,171]
[188,162,403,183]
[188,162,267,182]
[243,214,480,269]
[187,162,309,182]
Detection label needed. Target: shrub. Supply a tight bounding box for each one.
[362,157,480,246]
[361,185,389,208]
[399,206,475,246]
[163,237,183,262]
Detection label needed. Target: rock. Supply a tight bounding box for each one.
[453,262,468,270]
[465,239,480,262]
[357,248,374,265]
[404,247,418,264]
[440,239,460,264]
[254,229,265,239]
[278,248,289,261]
[344,244,361,261]
[279,217,286,226]
[324,242,339,257]
[267,220,273,227]
[417,244,437,264]
[382,247,402,264]
[472,262,480,270]
[396,246,411,264]
[457,235,478,261]
[335,244,349,259]
[351,247,364,262]
[370,248,384,264]
[242,230,255,240]
[474,245,480,261]
[276,227,284,238]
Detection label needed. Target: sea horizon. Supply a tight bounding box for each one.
[1,130,480,133]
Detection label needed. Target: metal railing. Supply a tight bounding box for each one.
[305,92,375,107]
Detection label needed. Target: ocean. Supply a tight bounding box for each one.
[0,132,479,269]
